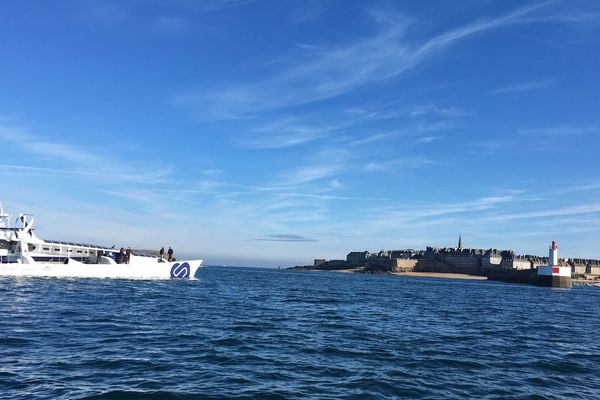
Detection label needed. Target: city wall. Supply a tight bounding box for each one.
[303,244,600,278]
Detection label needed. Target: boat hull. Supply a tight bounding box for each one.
[0,258,203,280]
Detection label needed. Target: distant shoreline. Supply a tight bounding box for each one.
[307,268,600,285]
[311,268,487,280]
[391,271,487,280]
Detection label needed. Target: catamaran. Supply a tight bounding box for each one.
[0,203,202,279]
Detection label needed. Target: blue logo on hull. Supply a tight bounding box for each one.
[170,262,191,278]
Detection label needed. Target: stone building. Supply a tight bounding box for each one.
[424,236,540,272]
[499,251,532,270]
[390,249,417,259]
[567,258,600,275]
[346,251,370,266]
[332,235,600,275]
[482,251,502,269]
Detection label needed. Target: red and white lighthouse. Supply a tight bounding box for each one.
[537,240,572,288]
[549,240,559,271]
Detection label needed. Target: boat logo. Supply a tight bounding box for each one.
[170,262,191,278]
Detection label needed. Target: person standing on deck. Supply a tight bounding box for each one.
[167,246,173,262]
[126,247,132,264]
[159,247,165,260]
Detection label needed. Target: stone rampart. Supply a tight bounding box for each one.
[365,258,417,272]
[394,259,417,272]
[414,260,485,276]
[587,266,600,276]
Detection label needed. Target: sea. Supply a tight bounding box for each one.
[1,266,600,400]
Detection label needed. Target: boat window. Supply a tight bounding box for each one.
[54,248,60,252]
[43,247,50,251]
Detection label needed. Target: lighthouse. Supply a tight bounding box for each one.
[549,240,558,269]
[537,240,572,288]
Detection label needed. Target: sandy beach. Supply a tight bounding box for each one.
[390,271,488,280]
[315,268,488,280]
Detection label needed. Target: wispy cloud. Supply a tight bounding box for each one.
[413,2,558,58]
[485,203,600,222]
[363,194,522,232]
[0,125,97,163]
[201,168,222,177]
[407,104,466,118]
[489,78,555,94]
[0,163,172,185]
[0,123,172,184]
[85,0,255,20]
[238,117,334,149]
[348,131,397,146]
[192,0,256,12]
[391,195,520,220]
[251,234,317,242]
[154,15,189,32]
[363,157,434,173]
[414,136,442,144]
[546,181,600,196]
[468,140,512,154]
[82,0,257,35]
[290,0,330,23]
[279,163,345,185]
[175,2,560,118]
[518,10,600,25]
[518,125,600,136]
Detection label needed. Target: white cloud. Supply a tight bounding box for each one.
[239,117,333,149]
[329,179,342,189]
[201,168,223,176]
[0,123,172,184]
[251,234,317,242]
[468,140,512,154]
[414,136,442,144]
[518,125,600,136]
[175,2,559,118]
[407,104,465,118]
[484,204,600,222]
[489,78,555,94]
[280,164,344,185]
[363,157,433,173]
[348,131,397,146]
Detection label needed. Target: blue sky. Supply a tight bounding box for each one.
[1,0,599,266]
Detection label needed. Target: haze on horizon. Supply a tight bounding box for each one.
[1,0,599,267]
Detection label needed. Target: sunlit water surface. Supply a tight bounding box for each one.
[1,266,599,399]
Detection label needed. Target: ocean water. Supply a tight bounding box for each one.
[1,267,600,399]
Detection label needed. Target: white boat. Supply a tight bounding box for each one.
[0,204,202,279]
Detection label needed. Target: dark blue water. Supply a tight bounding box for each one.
[1,267,600,399]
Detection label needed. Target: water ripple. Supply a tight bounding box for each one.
[1,268,600,399]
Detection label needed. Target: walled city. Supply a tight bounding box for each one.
[301,237,600,278]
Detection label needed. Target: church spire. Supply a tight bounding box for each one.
[458,234,462,250]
